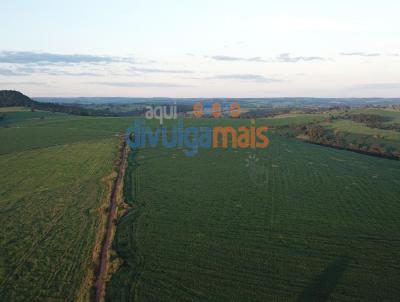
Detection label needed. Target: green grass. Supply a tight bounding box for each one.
[0,139,120,301]
[2,110,400,301]
[0,126,119,155]
[0,110,135,300]
[0,107,31,112]
[326,120,400,140]
[323,119,400,153]
[262,113,327,126]
[107,119,400,302]
[265,109,400,153]
[346,108,400,124]
[0,110,70,127]
[25,116,136,133]
[0,111,134,155]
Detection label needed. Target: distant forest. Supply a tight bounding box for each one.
[0,90,143,116]
[0,90,195,117]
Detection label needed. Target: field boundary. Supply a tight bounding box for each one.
[75,145,118,302]
[304,140,400,160]
[103,149,145,301]
[93,141,128,302]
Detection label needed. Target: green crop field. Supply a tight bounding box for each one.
[2,110,400,301]
[265,109,400,155]
[263,113,327,126]
[325,120,400,149]
[0,110,70,127]
[0,110,133,301]
[0,107,31,112]
[107,118,400,302]
[347,108,400,125]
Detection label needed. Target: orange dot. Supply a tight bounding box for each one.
[212,103,221,118]
[230,102,241,117]
[193,102,203,118]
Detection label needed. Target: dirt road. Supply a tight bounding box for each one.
[94,142,128,302]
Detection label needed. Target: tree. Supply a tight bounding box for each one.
[307,125,324,141]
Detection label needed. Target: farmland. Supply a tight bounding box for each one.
[267,108,400,159]
[0,110,132,300]
[1,108,400,301]
[107,117,400,301]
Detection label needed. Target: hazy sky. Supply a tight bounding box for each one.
[0,0,399,97]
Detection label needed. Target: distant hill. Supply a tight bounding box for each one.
[0,90,115,116]
[0,91,183,116]
[0,90,35,107]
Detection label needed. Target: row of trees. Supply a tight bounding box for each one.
[305,125,400,160]
[274,123,400,160]
[341,113,400,131]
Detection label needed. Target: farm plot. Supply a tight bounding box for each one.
[0,110,133,300]
[0,138,121,301]
[107,119,400,302]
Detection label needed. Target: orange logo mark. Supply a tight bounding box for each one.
[193,102,203,118]
[212,103,221,118]
[192,102,241,118]
[230,102,241,117]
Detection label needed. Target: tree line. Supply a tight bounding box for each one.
[274,123,400,160]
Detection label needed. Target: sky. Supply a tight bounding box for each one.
[0,0,399,97]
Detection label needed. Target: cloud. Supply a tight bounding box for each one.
[353,83,400,89]
[15,66,101,76]
[0,65,103,76]
[209,53,324,63]
[0,67,27,76]
[129,66,193,74]
[89,81,192,88]
[213,74,281,83]
[0,81,46,85]
[340,52,380,57]
[23,66,101,77]
[52,71,100,76]
[0,51,133,64]
[0,51,193,77]
[276,53,325,62]
[208,55,266,63]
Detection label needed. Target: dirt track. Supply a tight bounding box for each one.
[94,142,128,302]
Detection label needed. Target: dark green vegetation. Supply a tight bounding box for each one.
[0,90,123,116]
[0,90,35,107]
[0,110,68,127]
[0,90,193,118]
[271,109,400,159]
[0,109,133,300]
[107,117,400,301]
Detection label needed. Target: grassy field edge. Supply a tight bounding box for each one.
[76,139,127,302]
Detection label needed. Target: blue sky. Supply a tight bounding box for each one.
[0,0,399,97]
